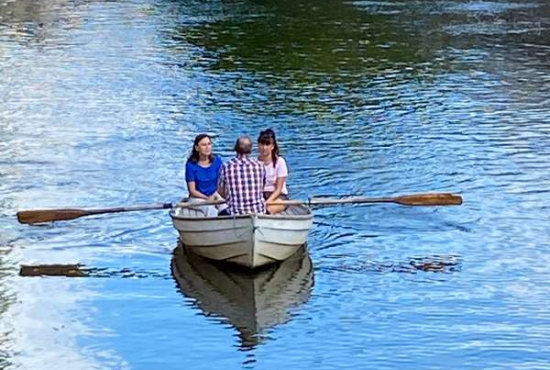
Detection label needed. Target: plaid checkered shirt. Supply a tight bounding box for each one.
[219,155,266,214]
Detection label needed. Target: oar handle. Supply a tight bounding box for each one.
[175,199,310,207]
[91,203,173,214]
[175,200,226,208]
[309,197,392,206]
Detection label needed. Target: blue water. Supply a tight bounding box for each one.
[1,0,550,369]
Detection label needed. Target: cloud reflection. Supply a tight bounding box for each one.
[3,276,129,369]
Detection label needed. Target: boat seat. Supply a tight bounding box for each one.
[279,205,310,216]
[174,207,207,218]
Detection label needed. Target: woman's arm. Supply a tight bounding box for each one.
[218,183,227,199]
[266,176,287,203]
[187,181,210,200]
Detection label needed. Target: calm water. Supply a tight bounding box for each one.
[1,0,550,368]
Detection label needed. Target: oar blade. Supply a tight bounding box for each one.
[394,193,463,206]
[20,264,88,277]
[17,209,91,224]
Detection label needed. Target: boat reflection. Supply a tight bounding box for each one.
[171,245,314,350]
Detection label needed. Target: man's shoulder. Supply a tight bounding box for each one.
[246,158,265,170]
[248,157,263,165]
[221,157,240,172]
[223,157,239,166]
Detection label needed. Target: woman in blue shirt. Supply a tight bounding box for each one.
[185,134,225,216]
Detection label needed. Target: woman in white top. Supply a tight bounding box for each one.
[257,129,289,214]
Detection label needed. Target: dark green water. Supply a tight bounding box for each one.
[1,0,550,369]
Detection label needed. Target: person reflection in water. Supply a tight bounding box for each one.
[218,136,266,215]
[185,134,226,217]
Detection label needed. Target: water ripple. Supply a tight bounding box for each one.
[2,0,550,368]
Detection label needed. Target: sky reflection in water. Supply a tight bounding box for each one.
[1,0,550,369]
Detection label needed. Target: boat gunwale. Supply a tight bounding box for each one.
[169,210,313,222]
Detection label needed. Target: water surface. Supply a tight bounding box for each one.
[1,0,550,369]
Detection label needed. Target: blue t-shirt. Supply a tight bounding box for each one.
[185,155,223,196]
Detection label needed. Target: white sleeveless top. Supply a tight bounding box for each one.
[263,157,288,195]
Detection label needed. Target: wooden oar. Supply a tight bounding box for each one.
[176,192,463,208]
[308,193,463,206]
[17,192,462,224]
[17,203,173,224]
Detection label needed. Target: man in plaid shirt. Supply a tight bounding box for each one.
[218,136,266,214]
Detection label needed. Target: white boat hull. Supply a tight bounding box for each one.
[170,205,313,268]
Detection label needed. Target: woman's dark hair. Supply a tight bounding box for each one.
[188,134,214,163]
[258,129,279,165]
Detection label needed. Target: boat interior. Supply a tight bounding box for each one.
[173,204,311,218]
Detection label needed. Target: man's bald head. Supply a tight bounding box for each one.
[234,136,253,155]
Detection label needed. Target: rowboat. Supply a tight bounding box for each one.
[170,204,313,269]
[171,245,313,349]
